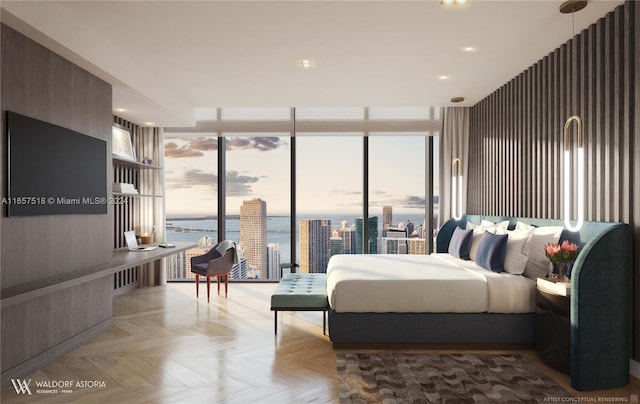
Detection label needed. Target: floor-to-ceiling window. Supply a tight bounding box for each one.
[224,134,290,281]
[164,135,218,281]
[297,135,363,273]
[163,107,439,280]
[369,135,427,254]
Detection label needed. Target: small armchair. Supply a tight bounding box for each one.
[190,243,236,301]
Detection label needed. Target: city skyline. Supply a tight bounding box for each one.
[167,201,432,280]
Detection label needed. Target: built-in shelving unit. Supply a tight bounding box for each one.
[113,193,163,198]
[112,156,161,170]
[112,119,166,291]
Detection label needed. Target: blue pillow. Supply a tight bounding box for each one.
[448,226,473,260]
[475,231,509,272]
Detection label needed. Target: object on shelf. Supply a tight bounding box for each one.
[142,156,153,165]
[112,125,136,161]
[113,182,139,194]
[137,226,155,244]
[537,277,571,296]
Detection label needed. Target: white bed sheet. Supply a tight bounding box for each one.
[325,253,536,314]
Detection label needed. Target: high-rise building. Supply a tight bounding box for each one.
[355,217,378,254]
[169,251,188,279]
[339,225,356,254]
[266,243,281,280]
[408,238,427,255]
[300,219,331,273]
[406,220,415,237]
[382,205,393,236]
[386,224,408,238]
[240,198,267,278]
[329,237,344,257]
[231,255,249,280]
[381,237,426,255]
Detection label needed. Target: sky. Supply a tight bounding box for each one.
[164,134,439,217]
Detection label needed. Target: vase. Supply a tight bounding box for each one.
[551,261,573,282]
[548,262,562,281]
[562,261,573,281]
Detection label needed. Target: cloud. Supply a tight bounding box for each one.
[369,195,426,210]
[226,170,259,196]
[166,169,259,197]
[164,141,204,158]
[397,195,426,209]
[188,137,218,151]
[226,137,282,152]
[226,138,251,149]
[251,137,281,151]
[166,169,217,189]
[331,189,361,196]
[165,136,281,158]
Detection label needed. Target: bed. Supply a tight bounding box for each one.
[327,253,536,314]
[326,214,630,391]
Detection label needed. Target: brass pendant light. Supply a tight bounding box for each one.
[560,0,586,232]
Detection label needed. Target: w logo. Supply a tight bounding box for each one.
[11,379,32,395]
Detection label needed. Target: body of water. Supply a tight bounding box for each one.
[166,213,428,262]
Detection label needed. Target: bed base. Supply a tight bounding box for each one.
[328,309,536,344]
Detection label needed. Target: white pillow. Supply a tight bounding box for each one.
[523,226,564,279]
[495,226,534,275]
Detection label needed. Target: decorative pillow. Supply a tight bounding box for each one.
[495,227,534,275]
[448,226,473,260]
[523,226,564,279]
[467,220,509,261]
[475,231,509,272]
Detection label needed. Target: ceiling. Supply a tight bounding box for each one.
[0,0,623,127]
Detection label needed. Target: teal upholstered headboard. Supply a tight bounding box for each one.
[436,215,630,391]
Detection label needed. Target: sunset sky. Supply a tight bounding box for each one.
[164,134,439,217]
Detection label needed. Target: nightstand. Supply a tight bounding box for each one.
[536,278,571,374]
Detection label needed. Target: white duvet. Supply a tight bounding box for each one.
[325,253,536,314]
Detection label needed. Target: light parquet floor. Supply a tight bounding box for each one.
[2,282,639,403]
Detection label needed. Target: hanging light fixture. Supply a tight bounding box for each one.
[560,0,587,232]
[451,158,463,220]
[563,116,584,231]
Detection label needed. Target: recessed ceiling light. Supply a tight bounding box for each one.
[299,59,313,69]
[437,75,451,80]
[440,0,469,5]
[144,122,155,126]
[115,108,126,113]
[462,46,476,52]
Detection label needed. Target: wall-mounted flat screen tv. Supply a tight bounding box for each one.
[7,111,108,216]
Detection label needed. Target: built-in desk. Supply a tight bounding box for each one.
[1,242,196,384]
[0,242,196,308]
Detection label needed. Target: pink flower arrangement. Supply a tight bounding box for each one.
[544,240,579,263]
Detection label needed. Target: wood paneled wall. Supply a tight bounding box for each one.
[468,1,639,359]
[1,24,113,373]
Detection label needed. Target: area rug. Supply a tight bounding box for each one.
[336,353,573,403]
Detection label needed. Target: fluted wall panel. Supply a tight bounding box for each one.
[468,1,639,359]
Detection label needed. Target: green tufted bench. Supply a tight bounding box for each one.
[270,273,329,335]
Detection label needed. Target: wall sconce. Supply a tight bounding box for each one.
[563,115,584,232]
[451,158,463,220]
